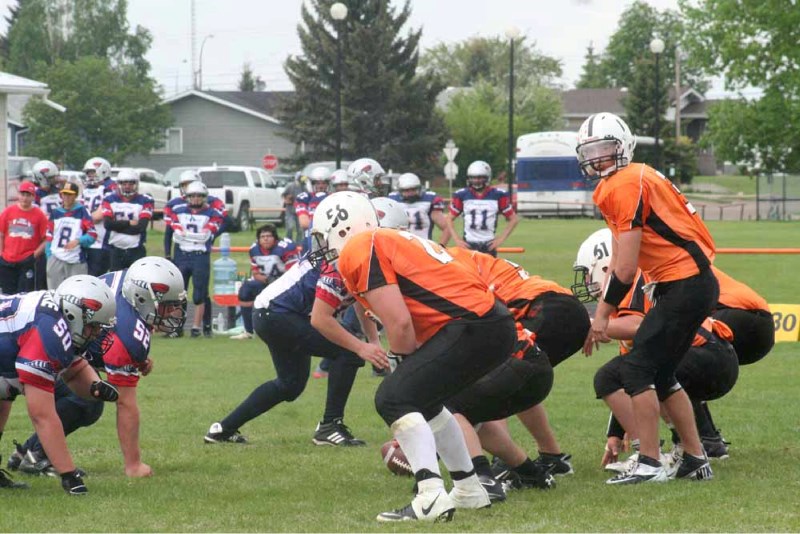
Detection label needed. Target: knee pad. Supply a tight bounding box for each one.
[426,408,453,433]
[621,355,659,397]
[594,357,625,399]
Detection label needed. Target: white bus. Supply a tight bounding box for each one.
[514,131,595,216]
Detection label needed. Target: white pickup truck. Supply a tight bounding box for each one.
[197,165,283,231]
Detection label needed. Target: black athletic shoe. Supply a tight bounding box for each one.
[190,328,202,338]
[164,329,183,339]
[533,452,574,476]
[0,462,28,490]
[203,327,213,338]
[491,458,555,490]
[675,453,713,481]
[19,449,57,477]
[312,418,366,446]
[702,436,730,459]
[204,422,248,444]
[6,441,25,471]
[478,474,506,503]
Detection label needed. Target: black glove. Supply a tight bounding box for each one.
[90,380,119,402]
[61,469,88,495]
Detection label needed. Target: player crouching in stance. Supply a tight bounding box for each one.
[9,258,186,480]
[0,275,117,494]
[311,191,516,522]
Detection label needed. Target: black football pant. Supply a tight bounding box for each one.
[712,308,774,365]
[219,308,364,432]
[520,292,590,367]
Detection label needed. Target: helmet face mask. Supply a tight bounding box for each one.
[330,169,350,192]
[571,228,613,302]
[576,113,636,179]
[308,191,379,269]
[116,169,139,197]
[123,257,187,334]
[179,170,201,196]
[308,167,331,193]
[184,181,208,208]
[397,173,422,201]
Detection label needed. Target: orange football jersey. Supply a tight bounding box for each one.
[337,229,495,345]
[712,266,769,312]
[593,163,715,282]
[448,248,570,320]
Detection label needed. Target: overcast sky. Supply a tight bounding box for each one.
[1,0,689,95]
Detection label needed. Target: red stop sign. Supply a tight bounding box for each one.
[262,154,278,170]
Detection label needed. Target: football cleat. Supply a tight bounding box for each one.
[0,462,28,490]
[606,459,668,485]
[230,331,253,340]
[478,474,507,503]
[376,489,455,522]
[190,328,202,338]
[312,418,366,446]
[19,449,57,477]
[204,422,248,444]
[449,476,492,509]
[675,453,713,481]
[606,452,639,474]
[6,441,25,471]
[533,452,574,476]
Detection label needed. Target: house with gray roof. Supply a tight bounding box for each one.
[122,89,297,173]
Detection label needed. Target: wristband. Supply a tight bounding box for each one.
[602,270,632,307]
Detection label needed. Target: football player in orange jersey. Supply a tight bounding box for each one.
[310,190,516,523]
[577,112,719,484]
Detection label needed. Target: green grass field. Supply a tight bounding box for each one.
[2,219,799,532]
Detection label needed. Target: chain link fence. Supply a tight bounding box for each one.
[756,174,800,221]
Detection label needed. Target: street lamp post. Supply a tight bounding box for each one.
[650,37,665,172]
[505,26,520,194]
[330,2,348,170]
[197,34,214,90]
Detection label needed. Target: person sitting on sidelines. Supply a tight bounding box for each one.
[231,224,299,340]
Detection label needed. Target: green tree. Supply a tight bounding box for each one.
[22,56,171,168]
[420,35,562,89]
[584,1,706,91]
[3,0,152,78]
[443,81,562,185]
[576,43,606,89]
[238,62,264,91]
[680,0,800,173]
[282,0,446,175]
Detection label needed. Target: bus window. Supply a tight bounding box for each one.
[516,156,587,191]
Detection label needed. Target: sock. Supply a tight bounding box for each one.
[639,454,661,468]
[392,412,441,478]
[203,297,212,329]
[241,306,254,334]
[428,408,474,476]
[513,458,539,477]
[630,438,641,452]
[670,426,680,445]
[321,356,359,424]
[472,455,494,478]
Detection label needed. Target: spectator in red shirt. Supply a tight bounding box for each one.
[0,181,48,294]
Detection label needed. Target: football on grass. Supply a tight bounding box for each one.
[380,439,413,477]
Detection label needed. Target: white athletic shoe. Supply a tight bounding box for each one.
[606,459,668,485]
[605,452,639,474]
[229,331,253,340]
[376,489,455,522]
[448,475,492,509]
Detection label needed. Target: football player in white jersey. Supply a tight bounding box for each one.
[389,173,451,243]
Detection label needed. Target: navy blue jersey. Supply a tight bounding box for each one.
[0,291,77,393]
[253,259,351,316]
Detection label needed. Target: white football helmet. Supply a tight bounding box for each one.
[330,169,351,192]
[116,168,139,196]
[82,157,111,186]
[54,275,117,354]
[347,158,385,195]
[576,112,636,179]
[32,160,59,189]
[371,197,409,230]
[185,180,208,208]
[123,256,187,334]
[179,170,201,195]
[309,191,379,267]
[572,228,613,302]
[308,166,332,193]
[466,160,491,191]
[397,172,422,201]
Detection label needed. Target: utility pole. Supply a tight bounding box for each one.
[675,46,681,138]
[191,0,197,89]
